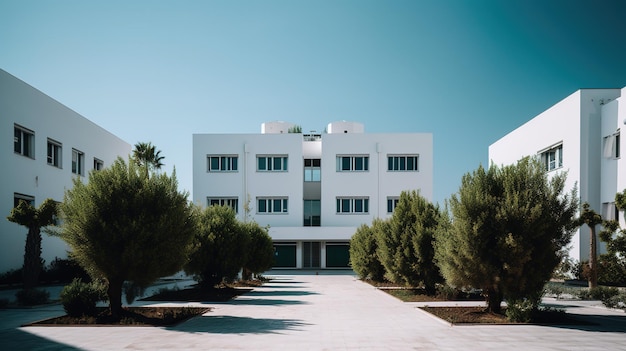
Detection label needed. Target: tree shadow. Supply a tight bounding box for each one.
[0,328,82,350]
[227,298,308,306]
[545,313,626,333]
[171,315,311,334]
[243,290,318,297]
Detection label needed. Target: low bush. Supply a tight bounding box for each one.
[505,298,538,323]
[60,279,107,317]
[577,286,619,301]
[16,288,50,306]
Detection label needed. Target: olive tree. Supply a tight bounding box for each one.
[59,158,196,318]
[436,158,578,314]
[241,221,274,280]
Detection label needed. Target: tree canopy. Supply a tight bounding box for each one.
[435,158,578,313]
[58,158,195,317]
[132,142,165,171]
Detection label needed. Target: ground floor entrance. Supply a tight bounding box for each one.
[272,241,350,269]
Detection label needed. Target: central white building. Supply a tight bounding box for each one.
[193,121,433,269]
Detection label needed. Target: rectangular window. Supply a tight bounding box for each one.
[257,197,288,214]
[257,155,288,171]
[72,149,84,175]
[304,159,321,181]
[207,197,239,213]
[207,155,238,172]
[47,139,62,168]
[14,193,35,208]
[336,155,369,171]
[336,197,369,214]
[387,197,400,213]
[602,202,619,221]
[93,158,104,171]
[387,155,419,171]
[604,131,620,159]
[303,200,321,226]
[14,125,35,158]
[539,144,563,171]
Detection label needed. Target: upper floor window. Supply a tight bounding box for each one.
[208,197,239,214]
[604,131,620,159]
[304,159,321,181]
[602,202,619,221]
[257,197,288,214]
[387,197,400,213]
[208,155,238,172]
[14,193,35,208]
[257,155,288,172]
[47,139,62,168]
[336,155,369,172]
[14,124,35,158]
[93,158,104,171]
[336,197,369,214]
[388,155,419,171]
[539,144,562,172]
[72,149,85,176]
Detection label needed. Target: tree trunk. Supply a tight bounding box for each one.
[589,226,598,289]
[23,226,42,290]
[242,268,252,281]
[107,278,124,320]
[486,288,503,314]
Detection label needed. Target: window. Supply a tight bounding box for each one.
[602,202,619,221]
[47,139,62,168]
[604,131,620,159]
[336,155,369,171]
[336,197,369,214]
[72,149,85,175]
[93,158,104,171]
[304,159,321,181]
[387,155,419,171]
[387,197,400,213]
[303,200,321,226]
[13,193,35,208]
[257,155,288,171]
[257,197,288,214]
[207,155,238,172]
[14,125,35,158]
[208,197,239,213]
[539,144,563,171]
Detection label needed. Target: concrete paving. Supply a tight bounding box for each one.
[1,271,625,350]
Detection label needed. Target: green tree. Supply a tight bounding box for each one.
[58,158,195,318]
[377,191,442,292]
[350,221,385,281]
[600,189,626,258]
[132,142,165,171]
[436,158,578,314]
[575,203,603,288]
[185,205,250,287]
[241,221,274,280]
[288,125,302,133]
[7,198,58,290]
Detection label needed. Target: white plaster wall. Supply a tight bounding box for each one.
[0,69,131,272]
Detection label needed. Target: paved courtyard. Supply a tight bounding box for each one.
[1,271,625,350]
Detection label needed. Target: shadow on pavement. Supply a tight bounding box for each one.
[172,315,311,334]
[229,298,308,306]
[0,328,81,351]
[244,290,318,297]
[546,313,626,333]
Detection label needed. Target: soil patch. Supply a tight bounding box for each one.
[26,306,209,326]
[140,286,252,302]
[420,306,593,325]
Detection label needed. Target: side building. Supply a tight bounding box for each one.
[0,69,132,273]
[489,88,626,263]
[193,121,433,269]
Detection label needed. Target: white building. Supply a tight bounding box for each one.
[489,88,626,263]
[193,121,433,269]
[1,69,131,273]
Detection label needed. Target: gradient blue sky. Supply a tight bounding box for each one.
[2,0,625,205]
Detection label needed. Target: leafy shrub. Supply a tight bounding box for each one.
[60,278,106,317]
[505,298,538,323]
[40,257,90,284]
[602,292,626,310]
[350,223,385,281]
[577,286,619,301]
[16,288,50,306]
[0,268,23,286]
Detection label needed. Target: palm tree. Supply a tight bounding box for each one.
[132,142,165,171]
[576,203,603,288]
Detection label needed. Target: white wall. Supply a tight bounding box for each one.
[0,69,131,272]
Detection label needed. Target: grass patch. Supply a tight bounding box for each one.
[420,306,592,325]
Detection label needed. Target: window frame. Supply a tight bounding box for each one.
[336,197,370,214]
[14,193,35,208]
[538,143,563,172]
[257,155,288,172]
[47,138,62,168]
[71,148,85,176]
[93,158,104,171]
[387,155,419,172]
[387,196,400,213]
[257,197,289,214]
[14,124,35,159]
[336,155,369,172]
[304,158,321,181]
[207,155,239,172]
[207,197,239,213]
[603,131,621,159]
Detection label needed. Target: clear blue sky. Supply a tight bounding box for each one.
[2,0,625,205]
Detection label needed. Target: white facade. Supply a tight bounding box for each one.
[0,69,131,272]
[193,121,433,269]
[489,88,625,262]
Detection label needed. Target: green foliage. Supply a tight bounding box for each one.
[60,278,107,317]
[287,125,302,133]
[505,297,539,323]
[377,191,443,292]
[577,286,619,301]
[132,141,164,170]
[59,158,196,316]
[16,288,49,306]
[350,222,385,281]
[241,221,274,279]
[435,158,578,313]
[185,205,250,287]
